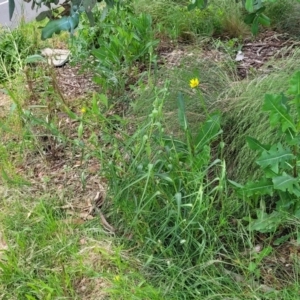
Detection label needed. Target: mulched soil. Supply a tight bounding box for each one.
[237,30,300,78]
[157,30,300,79]
[55,64,100,100]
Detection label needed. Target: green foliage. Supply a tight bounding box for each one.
[71,5,158,93]
[0,28,34,82]
[9,0,116,39]
[8,0,300,39]
[41,13,80,40]
[137,0,222,39]
[231,71,300,233]
[82,83,231,297]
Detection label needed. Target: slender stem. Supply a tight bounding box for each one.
[293,145,297,177]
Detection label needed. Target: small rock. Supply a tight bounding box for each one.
[41,48,70,67]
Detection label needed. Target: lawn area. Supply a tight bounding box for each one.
[1,0,300,299]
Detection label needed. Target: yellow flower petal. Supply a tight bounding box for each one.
[81,107,87,114]
[189,78,200,89]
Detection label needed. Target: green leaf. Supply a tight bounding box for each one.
[100,6,109,21]
[195,113,222,152]
[255,5,266,14]
[36,10,52,22]
[228,179,244,189]
[276,196,295,211]
[246,136,270,152]
[245,0,254,12]
[8,0,15,21]
[99,93,108,109]
[287,71,300,96]
[251,16,259,36]
[249,211,283,233]
[78,122,84,138]
[242,179,274,196]
[41,14,80,40]
[25,55,46,64]
[273,234,292,246]
[244,12,256,25]
[284,128,299,145]
[244,0,264,13]
[83,0,97,12]
[177,93,188,131]
[104,0,115,8]
[258,13,270,26]
[263,93,296,132]
[272,172,300,195]
[256,144,294,173]
[83,0,97,25]
[248,262,257,272]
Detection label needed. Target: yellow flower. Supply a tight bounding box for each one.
[189,78,200,89]
[81,107,87,114]
[114,275,120,282]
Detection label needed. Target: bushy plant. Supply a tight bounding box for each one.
[0,27,34,82]
[71,4,158,93]
[134,0,222,39]
[231,71,300,233]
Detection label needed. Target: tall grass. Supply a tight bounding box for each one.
[91,83,270,298]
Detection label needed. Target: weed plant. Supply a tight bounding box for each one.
[70,3,158,94]
[265,0,300,35]
[79,82,269,298]
[133,0,222,40]
[0,27,33,82]
[131,52,236,139]
[217,50,300,182]
[230,70,300,234]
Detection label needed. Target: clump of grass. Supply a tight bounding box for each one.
[216,49,300,182]
[0,19,69,83]
[131,49,235,137]
[265,0,300,35]
[0,190,163,299]
[210,0,250,39]
[133,0,222,40]
[94,83,265,298]
[0,27,32,82]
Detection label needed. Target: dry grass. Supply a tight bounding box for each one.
[221,13,251,39]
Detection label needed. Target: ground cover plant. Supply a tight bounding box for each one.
[2,0,300,299]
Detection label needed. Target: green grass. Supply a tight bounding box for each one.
[0,187,163,299]
[130,44,236,137]
[0,19,68,83]
[2,1,300,299]
[217,49,300,181]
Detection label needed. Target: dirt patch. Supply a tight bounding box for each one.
[55,64,100,100]
[261,240,300,290]
[157,30,300,80]
[0,90,11,118]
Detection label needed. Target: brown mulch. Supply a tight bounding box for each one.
[237,30,300,78]
[55,64,100,100]
[260,240,300,290]
[157,30,300,79]
[1,61,108,227]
